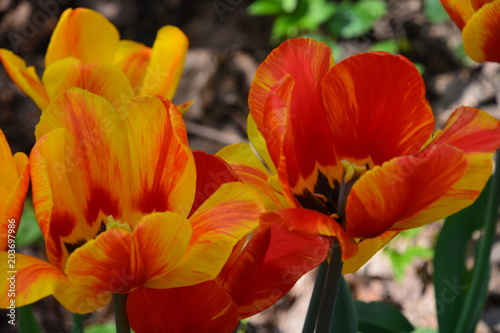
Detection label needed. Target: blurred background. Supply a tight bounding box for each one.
[0,0,499,332]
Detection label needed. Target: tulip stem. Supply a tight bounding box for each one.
[302,261,328,333]
[315,239,343,333]
[114,293,130,333]
[71,313,84,333]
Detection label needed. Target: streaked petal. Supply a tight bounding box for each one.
[128,283,239,333]
[0,253,109,313]
[32,90,127,268]
[392,152,492,230]
[42,58,134,106]
[347,145,467,238]
[222,223,329,317]
[124,96,195,220]
[463,2,500,62]
[322,52,434,165]
[463,2,500,63]
[217,142,286,210]
[163,182,263,288]
[428,106,500,153]
[249,38,337,188]
[440,0,475,30]
[0,49,49,109]
[45,8,119,66]
[342,230,399,274]
[0,131,29,250]
[65,212,192,293]
[272,208,357,260]
[113,40,152,93]
[137,26,188,100]
[247,114,277,175]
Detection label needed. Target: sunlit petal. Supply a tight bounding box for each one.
[463,1,500,62]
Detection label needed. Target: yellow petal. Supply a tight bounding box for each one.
[0,49,49,109]
[42,58,134,106]
[162,182,263,288]
[463,1,500,62]
[0,252,110,313]
[137,26,188,99]
[45,8,119,67]
[113,40,152,94]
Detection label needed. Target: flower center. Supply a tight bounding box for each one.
[295,160,368,228]
[106,215,132,233]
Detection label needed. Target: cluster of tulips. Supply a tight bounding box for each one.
[1,1,499,332]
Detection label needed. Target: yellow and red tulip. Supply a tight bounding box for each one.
[440,0,500,62]
[0,130,29,250]
[0,7,188,110]
[127,218,329,333]
[0,88,263,313]
[220,38,500,273]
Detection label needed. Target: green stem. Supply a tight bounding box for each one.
[455,150,500,333]
[18,305,41,333]
[71,313,84,333]
[302,261,328,333]
[114,293,130,333]
[315,239,344,333]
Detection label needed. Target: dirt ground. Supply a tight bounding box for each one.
[0,0,499,332]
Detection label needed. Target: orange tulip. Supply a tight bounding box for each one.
[0,7,188,110]
[0,130,29,250]
[440,0,500,62]
[0,88,263,313]
[219,38,500,273]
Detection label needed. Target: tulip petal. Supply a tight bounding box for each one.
[124,96,195,220]
[0,131,29,250]
[128,283,239,333]
[347,145,468,238]
[42,58,134,106]
[428,106,500,154]
[190,151,240,215]
[32,90,126,268]
[0,252,110,313]
[249,38,337,188]
[342,230,399,274]
[440,0,475,30]
[217,142,287,210]
[0,49,49,109]
[322,52,434,166]
[113,40,152,93]
[163,182,262,288]
[137,26,188,100]
[222,223,330,317]
[393,152,492,230]
[65,211,192,293]
[45,8,119,67]
[272,208,357,260]
[247,114,277,175]
[463,2,500,62]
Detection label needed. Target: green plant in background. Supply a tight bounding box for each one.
[383,227,434,283]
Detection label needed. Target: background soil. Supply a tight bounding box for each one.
[0,0,499,332]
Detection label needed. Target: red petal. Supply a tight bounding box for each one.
[322,52,434,165]
[128,283,239,333]
[346,145,467,238]
[189,151,240,216]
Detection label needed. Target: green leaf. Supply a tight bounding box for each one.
[424,0,450,23]
[356,301,414,333]
[412,328,438,333]
[330,0,387,39]
[369,40,399,54]
[85,322,116,333]
[332,276,358,332]
[248,0,284,16]
[282,0,298,13]
[434,171,497,333]
[16,200,43,248]
[18,305,41,333]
